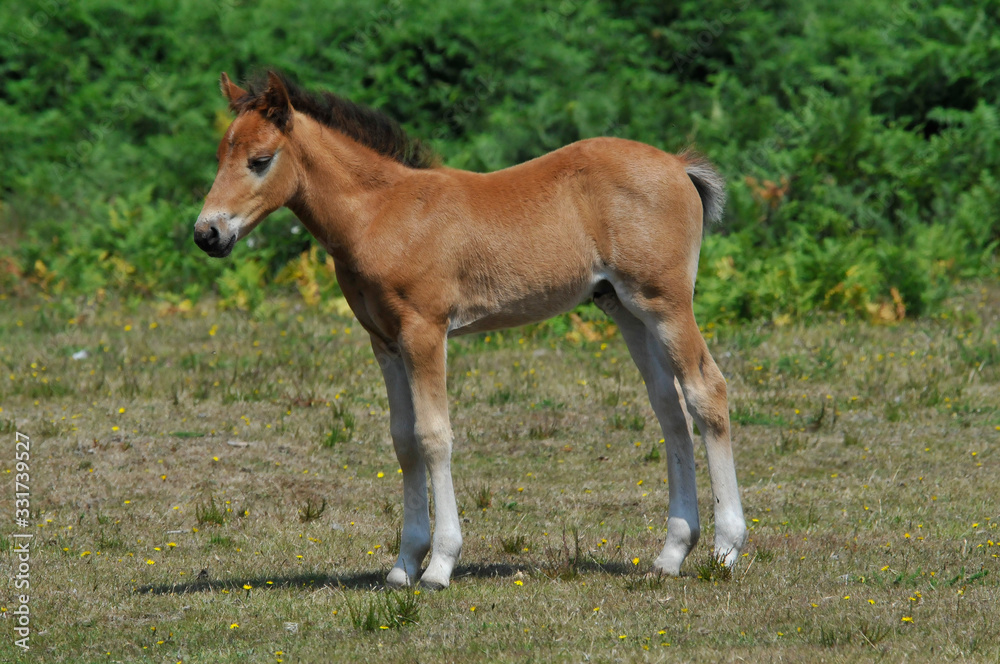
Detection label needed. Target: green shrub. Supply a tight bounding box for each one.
[1,0,997,323]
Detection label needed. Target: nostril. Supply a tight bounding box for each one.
[195,215,232,253]
[194,220,221,249]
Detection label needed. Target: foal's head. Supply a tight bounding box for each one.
[195,71,437,257]
[194,72,299,258]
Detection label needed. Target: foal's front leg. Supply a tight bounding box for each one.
[397,322,462,589]
[373,338,431,588]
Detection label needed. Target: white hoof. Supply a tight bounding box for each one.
[713,545,740,568]
[414,545,459,591]
[416,574,449,590]
[651,553,683,577]
[386,566,416,589]
[713,518,747,567]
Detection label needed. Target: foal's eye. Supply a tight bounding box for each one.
[249,155,273,174]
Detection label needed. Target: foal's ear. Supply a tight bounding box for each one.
[262,71,294,131]
[219,72,247,107]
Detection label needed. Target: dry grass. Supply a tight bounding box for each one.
[0,284,998,662]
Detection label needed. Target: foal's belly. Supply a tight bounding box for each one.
[446,272,602,337]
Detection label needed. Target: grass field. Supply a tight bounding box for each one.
[1,285,998,663]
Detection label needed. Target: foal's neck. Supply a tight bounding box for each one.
[286,114,408,264]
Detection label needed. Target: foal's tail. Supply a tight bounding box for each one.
[679,149,727,227]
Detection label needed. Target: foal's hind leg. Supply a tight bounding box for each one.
[643,303,747,566]
[595,292,701,574]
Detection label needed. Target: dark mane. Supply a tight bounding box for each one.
[231,71,438,169]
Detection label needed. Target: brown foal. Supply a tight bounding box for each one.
[195,71,747,589]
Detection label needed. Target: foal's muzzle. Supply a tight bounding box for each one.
[194,214,237,258]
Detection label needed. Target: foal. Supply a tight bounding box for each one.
[195,71,747,589]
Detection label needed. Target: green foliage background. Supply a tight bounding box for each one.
[1,0,998,322]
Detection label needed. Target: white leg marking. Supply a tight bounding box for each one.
[374,345,431,588]
[651,319,747,566]
[411,413,462,589]
[596,292,700,574]
[403,337,462,589]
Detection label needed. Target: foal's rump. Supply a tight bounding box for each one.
[576,138,711,308]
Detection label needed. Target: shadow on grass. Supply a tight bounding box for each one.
[135,560,640,595]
